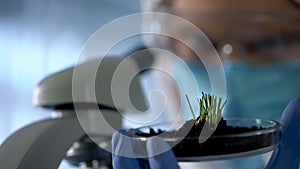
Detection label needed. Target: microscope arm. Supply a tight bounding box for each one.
[0,57,146,169]
[0,115,85,169]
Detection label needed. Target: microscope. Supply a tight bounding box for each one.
[0,56,149,169]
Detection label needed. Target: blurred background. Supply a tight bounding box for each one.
[0,0,142,168]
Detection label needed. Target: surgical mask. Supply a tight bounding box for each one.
[224,60,300,122]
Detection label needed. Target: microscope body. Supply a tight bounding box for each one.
[0,57,147,169]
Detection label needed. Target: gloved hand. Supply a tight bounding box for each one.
[265,98,300,169]
[111,129,180,169]
[112,98,300,169]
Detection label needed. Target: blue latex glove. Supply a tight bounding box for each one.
[266,98,300,169]
[112,98,300,169]
[112,129,180,169]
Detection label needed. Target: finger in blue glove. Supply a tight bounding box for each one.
[146,137,180,169]
[266,98,300,169]
[112,129,143,169]
[112,129,180,169]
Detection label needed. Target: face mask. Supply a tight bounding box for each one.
[224,61,300,121]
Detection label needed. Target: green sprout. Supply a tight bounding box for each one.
[185,92,227,125]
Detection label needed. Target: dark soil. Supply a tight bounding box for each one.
[130,118,280,158]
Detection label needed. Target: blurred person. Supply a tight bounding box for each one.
[113,0,300,169]
[142,0,300,122]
